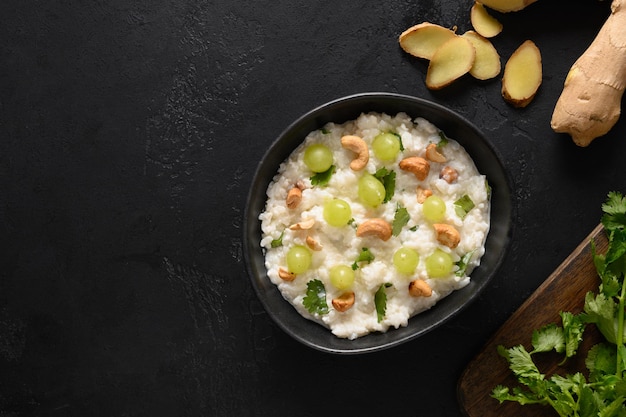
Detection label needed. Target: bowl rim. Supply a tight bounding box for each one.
[243,92,514,354]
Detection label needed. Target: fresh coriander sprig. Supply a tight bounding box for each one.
[492,191,626,416]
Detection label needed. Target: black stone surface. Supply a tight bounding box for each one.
[2,1,624,416]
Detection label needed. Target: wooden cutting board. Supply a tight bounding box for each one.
[458,223,608,417]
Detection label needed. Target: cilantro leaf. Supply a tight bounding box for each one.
[270,230,285,248]
[374,168,396,203]
[454,195,475,220]
[531,323,565,354]
[352,247,374,270]
[310,165,335,187]
[493,191,626,416]
[437,131,449,146]
[374,283,392,323]
[455,251,475,277]
[392,206,410,236]
[302,279,329,315]
[392,132,404,151]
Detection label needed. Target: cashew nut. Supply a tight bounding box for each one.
[433,223,461,248]
[278,267,296,282]
[332,291,355,312]
[356,218,393,241]
[341,135,369,171]
[416,186,433,204]
[425,143,447,163]
[399,156,430,181]
[306,235,323,251]
[440,166,458,183]
[289,218,315,230]
[409,279,432,297]
[286,186,302,209]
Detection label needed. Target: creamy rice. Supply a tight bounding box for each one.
[259,112,490,339]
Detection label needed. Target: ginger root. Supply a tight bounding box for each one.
[551,0,626,146]
[501,40,542,107]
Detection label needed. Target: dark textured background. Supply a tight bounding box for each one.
[2,1,626,416]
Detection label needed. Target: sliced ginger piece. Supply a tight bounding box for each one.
[479,0,538,13]
[399,22,457,60]
[462,31,501,80]
[470,2,503,38]
[501,40,542,107]
[425,36,476,90]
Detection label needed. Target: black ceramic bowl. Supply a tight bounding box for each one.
[244,92,513,354]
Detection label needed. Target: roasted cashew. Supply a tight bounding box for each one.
[286,186,302,209]
[341,135,369,171]
[278,267,296,282]
[332,291,355,312]
[289,218,315,230]
[409,279,432,297]
[433,223,461,248]
[306,235,323,251]
[399,156,430,181]
[425,143,447,163]
[416,186,433,204]
[440,166,458,183]
[356,218,393,241]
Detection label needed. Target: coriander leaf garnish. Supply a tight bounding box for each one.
[352,247,374,270]
[303,279,329,315]
[375,283,392,323]
[492,191,626,415]
[310,165,335,187]
[374,168,396,203]
[454,195,475,220]
[391,132,405,151]
[392,206,410,236]
[271,230,285,248]
[437,131,449,146]
[455,251,474,277]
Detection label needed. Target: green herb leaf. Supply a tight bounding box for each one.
[270,230,285,248]
[455,251,474,277]
[493,191,626,416]
[392,206,410,236]
[374,168,396,203]
[374,283,392,323]
[310,165,335,187]
[392,132,405,151]
[352,247,374,270]
[437,131,449,146]
[454,195,475,220]
[303,279,329,315]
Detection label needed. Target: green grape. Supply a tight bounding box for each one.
[358,174,386,207]
[372,132,401,161]
[329,265,355,290]
[303,144,333,173]
[323,198,352,227]
[393,247,419,274]
[423,195,446,222]
[286,245,312,274]
[425,249,453,277]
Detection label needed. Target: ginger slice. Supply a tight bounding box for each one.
[479,0,538,13]
[425,36,476,90]
[501,40,542,107]
[461,31,501,80]
[399,22,457,60]
[470,2,503,38]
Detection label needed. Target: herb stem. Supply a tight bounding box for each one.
[617,264,626,376]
